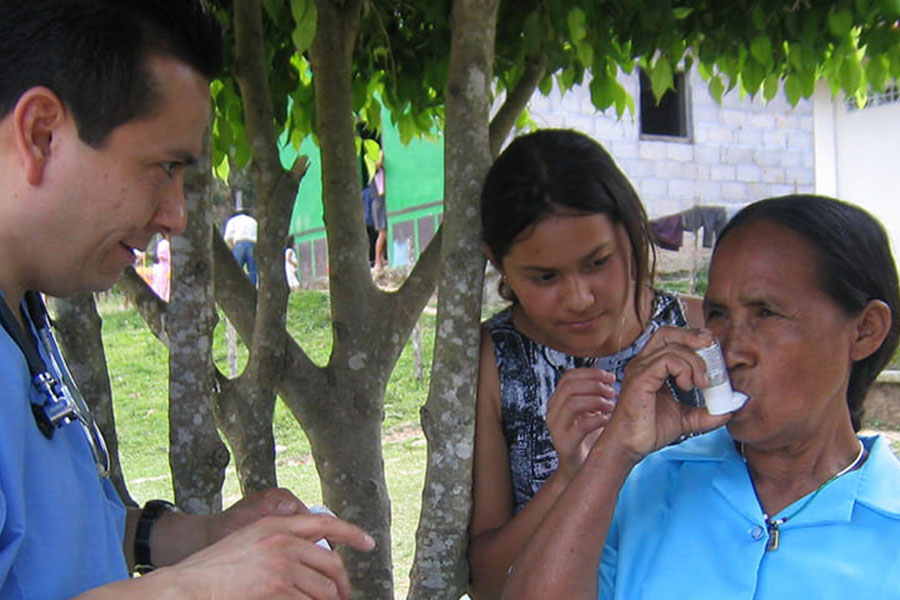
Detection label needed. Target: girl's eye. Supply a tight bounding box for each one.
[532,272,557,284]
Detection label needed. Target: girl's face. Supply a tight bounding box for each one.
[497,212,641,357]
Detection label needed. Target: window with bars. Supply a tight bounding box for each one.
[846,85,900,111]
[639,68,690,139]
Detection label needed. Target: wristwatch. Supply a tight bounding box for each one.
[134,499,176,574]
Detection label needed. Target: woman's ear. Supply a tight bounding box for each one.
[12,87,66,186]
[849,299,892,362]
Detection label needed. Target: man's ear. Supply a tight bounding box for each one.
[12,87,67,185]
[849,299,892,362]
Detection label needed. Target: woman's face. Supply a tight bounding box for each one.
[704,220,858,449]
[498,212,640,357]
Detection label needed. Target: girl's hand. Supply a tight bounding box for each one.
[547,367,617,481]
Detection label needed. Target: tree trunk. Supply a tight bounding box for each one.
[167,131,230,514]
[46,293,135,507]
[215,1,442,595]
[407,1,499,598]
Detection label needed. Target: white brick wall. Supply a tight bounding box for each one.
[526,70,816,219]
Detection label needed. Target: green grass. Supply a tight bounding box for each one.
[102,290,432,596]
[101,284,900,597]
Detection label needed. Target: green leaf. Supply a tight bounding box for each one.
[890,45,900,79]
[762,73,779,102]
[708,75,725,104]
[827,7,853,37]
[291,0,317,54]
[649,56,674,102]
[750,35,773,68]
[741,59,765,94]
[262,0,282,22]
[589,73,617,110]
[865,55,889,92]
[697,61,712,81]
[567,7,587,42]
[522,11,543,56]
[879,0,900,18]
[234,131,252,169]
[669,39,687,65]
[784,74,802,106]
[840,54,864,94]
[751,5,766,30]
[213,117,233,151]
[559,67,576,92]
[672,7,694,20]
[213,152,230,181]
[396,113,415,145]
[613,82,631,118]
[515,109,532,130]
[538,73,553,96]
[576,41,594,68]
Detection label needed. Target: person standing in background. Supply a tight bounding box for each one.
[149,237,171,301]
[370,151,388,272]
[223,209,258,285]
[284,243,300,293]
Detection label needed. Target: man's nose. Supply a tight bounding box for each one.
[154,184,188,236]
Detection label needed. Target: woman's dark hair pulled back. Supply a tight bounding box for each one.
[715,194,900,431]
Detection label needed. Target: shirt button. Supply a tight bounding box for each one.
[750,525,765,540]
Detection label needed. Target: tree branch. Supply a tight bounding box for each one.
[116,267,169,347]
[489,53,546,157]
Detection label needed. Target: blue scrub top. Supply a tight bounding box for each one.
[600,428,900,599]
[0,307,128,598]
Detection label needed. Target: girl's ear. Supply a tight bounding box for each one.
[849,299,892,362]
[484,245,502,274]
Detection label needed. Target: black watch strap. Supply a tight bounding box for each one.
[134,499,176,574]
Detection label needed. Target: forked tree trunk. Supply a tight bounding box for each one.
[407,1,499,598]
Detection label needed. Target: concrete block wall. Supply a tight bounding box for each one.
[526,70,816,219]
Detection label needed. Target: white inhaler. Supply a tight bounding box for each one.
[694,341,748,415]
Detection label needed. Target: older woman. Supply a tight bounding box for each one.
[503,195,900,599]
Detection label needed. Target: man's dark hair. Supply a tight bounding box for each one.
[716,194,900,431]
[0,0,222,147]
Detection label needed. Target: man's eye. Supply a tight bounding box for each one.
[160,162,178,177]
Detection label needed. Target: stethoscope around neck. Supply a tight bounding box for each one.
[0,291,110,478]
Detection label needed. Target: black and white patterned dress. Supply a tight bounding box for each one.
[485,290,689,514]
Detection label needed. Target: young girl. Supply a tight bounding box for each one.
[468,129,703,599]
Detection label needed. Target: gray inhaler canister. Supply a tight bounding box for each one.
[668,340,748,415]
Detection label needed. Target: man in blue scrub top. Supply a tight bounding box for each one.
[0,2,373,599]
